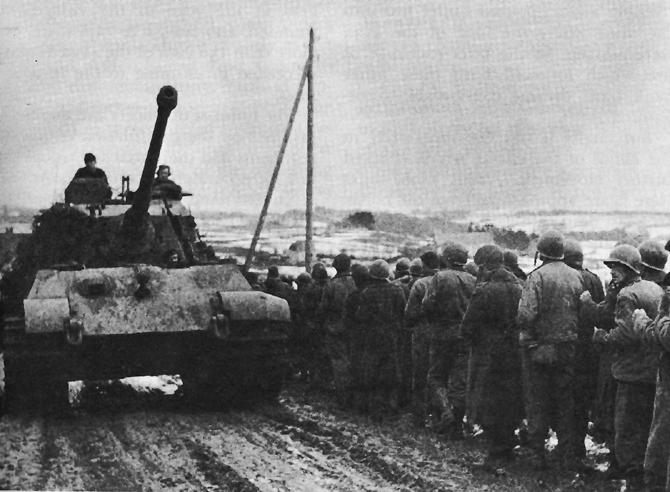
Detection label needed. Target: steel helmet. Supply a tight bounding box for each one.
[332,253,351,272]
[638,240,668,272]
[536,230,565,260]
[563,239,583,268]
[369,259,391,279]
[473,244,504,269]
[419,251,440,270]
[409,258,424,276]
[395,257,411,273]
[442,241,469,266]
[604,244,642,274]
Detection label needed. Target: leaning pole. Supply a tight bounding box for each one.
[243,55,310,273]
[305,28,315,273]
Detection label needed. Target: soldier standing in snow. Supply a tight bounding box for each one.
[562,239,605,461]
[404,251,440,426]
[517,230,584,471]
[354,259,406,418]
[422,242,476,439]
[318,254,357,404]
[345,263,370,412]
[301,262,331,388]
[590,245,662,490]
[461,245,524,463]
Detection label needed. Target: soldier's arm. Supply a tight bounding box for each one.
[604,294,640,346]
[404,283,424,326]
[460,287,488,343]
[421,275,440,316]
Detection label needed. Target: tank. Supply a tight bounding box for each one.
[0,86,291,414]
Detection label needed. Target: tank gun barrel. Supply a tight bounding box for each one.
[123,86,178,231]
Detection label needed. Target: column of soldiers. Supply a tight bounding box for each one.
[262,232,670,491]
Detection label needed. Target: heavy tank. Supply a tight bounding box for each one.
[0,86,291,414]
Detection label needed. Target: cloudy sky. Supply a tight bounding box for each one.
[2,1,670,214]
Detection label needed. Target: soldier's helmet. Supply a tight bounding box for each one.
[473,244,504,269]
[311,262,330,281]
[604,244,642,275]
[369,259,391,279]
[563,239,583,269]
[332,253,351,272]
[442,241,469,266]
[536,230,565,260]
[409,258,423,276]
[351,263,370,282]
[419,251,440,270]
[296,272,313,286]
[395,257,411,273]
[503,249,519,269]
[638,240,668,272]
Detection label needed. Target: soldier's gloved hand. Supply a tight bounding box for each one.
[593,328,608,346]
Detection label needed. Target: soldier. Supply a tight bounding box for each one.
[264,266,295,301]
[318,254,357,404]
[354,259,406,418]
[301,262,330,387]
[394,257,411,280]
[404,251,440,425]
[462,245,523,463]
[393,258,422,298]
[503,249,527,281]
[152,164,182,199]
[345,263,370,412]
[638,240,668,287]
[591,245,663,489]
[517,230,584,471]
[624,241,669,491]
[562,239,605,461]
[422,242,476,439]
[290,272,314,380]
[73,153,109,183]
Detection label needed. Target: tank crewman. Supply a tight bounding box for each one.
[461,245,523,463]
[422,241,476,440]
[318,254,357,404]
[590,245,662,489]
[152,164,182,199]
[517,230,584,471]
[503,249,527,281]
[563,239,605,461]
[354,259,406,418]
[404,251,440,426]
[630,288,670,491]
[345,263,371,412]
[301,262,331,387]
[66,153,113,203]
[73,153,109,183]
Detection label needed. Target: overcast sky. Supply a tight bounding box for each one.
[2,1,670,214]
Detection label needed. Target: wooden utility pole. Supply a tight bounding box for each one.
[305,28,315,273]
[243,57,310,273]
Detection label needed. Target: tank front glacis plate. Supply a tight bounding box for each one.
[24,264,256,335]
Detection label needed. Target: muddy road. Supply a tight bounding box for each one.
[0,381,624,492]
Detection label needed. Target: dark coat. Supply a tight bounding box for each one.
[461,266,524,427]
[422,268,476,339]
[352,279,406,388]
[319,272,357,335]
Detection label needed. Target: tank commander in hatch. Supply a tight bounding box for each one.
[65,152,112,204]
[152,164,182,200]
[73,153,110,183]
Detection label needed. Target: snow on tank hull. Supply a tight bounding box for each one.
[2,264,291,413]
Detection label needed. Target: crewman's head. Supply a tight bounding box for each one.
[157,165,171,179]
[84,153,97,169]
